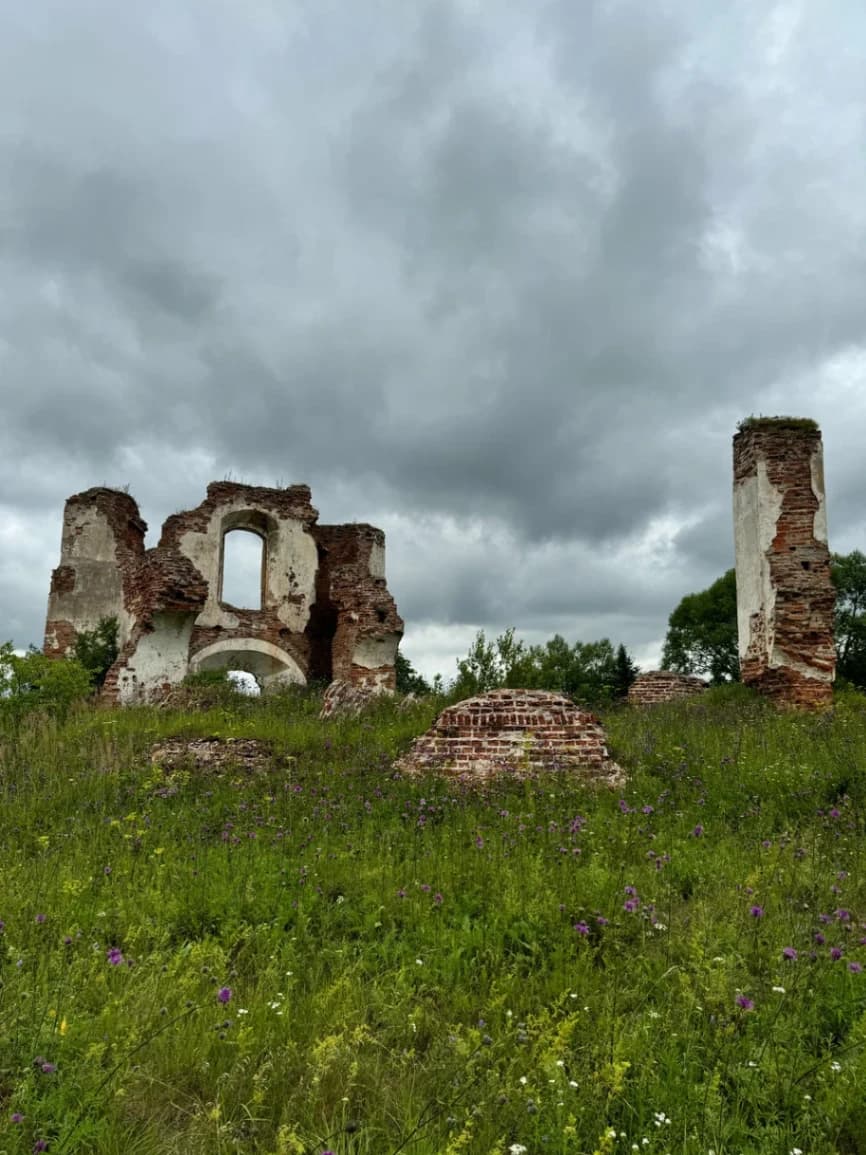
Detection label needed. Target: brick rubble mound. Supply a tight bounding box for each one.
[396,689,624,786]
[149,737,286,774]
[627,671,708,706]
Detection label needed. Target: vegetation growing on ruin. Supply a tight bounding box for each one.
[3,688,866,1153]
[736,415,820,433]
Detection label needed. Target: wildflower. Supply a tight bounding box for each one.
[782,947,798,961]
[596,916,609,926]
[33,1142,48,1153]
[750,905,764,919]
[772,985,786,994]
[433,892,443,905]
[849,962,863,973]
[815,932,826,945]
[217,987,232,1004]
[35,914,46,924]
[692,824,704,837]
[11,1112,23,1123]
[830,947,844,961]
[735,994,755,1011]
[509,1146,528,1155]
[107,948,124,966]
[40,1062,56,1074]
[574,921,590,936]
[624,898,640,913]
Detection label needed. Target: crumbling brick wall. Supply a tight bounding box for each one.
[44,482,402,703]
[733,418,835,709]
[397,689,623,785]
[627,671,707,706]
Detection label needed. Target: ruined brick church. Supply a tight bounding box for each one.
[43,482,403,703]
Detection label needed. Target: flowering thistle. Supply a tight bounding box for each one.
[573,921,590,936]
[848,962,863,974]
[750,905,764,919]
[692,824,704,838]
[107,948,124,966]
[735,994,755,1011]
[782,947,798,961]
[217,987,232,1004]
[830,947,844,961]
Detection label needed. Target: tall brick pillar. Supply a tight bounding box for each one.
[733,418,835,708]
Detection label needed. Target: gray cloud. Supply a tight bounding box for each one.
[2,0,866,676]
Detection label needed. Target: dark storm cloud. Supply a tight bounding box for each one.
[2,0,866,674]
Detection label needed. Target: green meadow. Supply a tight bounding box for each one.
[3,686,866,1154]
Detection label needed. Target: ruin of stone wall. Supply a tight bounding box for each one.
[44,482,403,703]
[733,418,835,709]
[627,671,708,706]
[397,689,623,785]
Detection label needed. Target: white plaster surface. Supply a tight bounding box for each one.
[118,613,195,703]
[179,500,317,631]
[368,541,386,579]
[811,447,829,544]
[352,633,400,670]
[733,460,783,660]
[47,508,128,647]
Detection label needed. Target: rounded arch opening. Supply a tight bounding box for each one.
[190,638,306,691]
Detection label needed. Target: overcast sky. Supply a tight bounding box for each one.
[3,0,866,681]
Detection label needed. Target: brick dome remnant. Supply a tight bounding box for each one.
[397,689,624,785]
[43,482,402,703]
[627,671,708,706]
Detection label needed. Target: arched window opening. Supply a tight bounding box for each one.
[221,529,264,609]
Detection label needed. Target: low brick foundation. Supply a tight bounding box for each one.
[396,689,624,785]
[628,671,708,706]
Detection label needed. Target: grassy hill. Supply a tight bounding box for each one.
[3,686,866,1154]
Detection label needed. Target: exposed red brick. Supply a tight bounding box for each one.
[397,689,624,786]
[733,421,835,709]
[628,671,708,706]
[44,483,402,702]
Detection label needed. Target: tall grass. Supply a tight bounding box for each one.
[2,687,866,1153]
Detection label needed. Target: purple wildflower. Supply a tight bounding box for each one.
[33,1142,48,1152]
[596,915,609,926]
[40,1062,56,1074]
[573,921,590,936]
[217,987,232,1004]
[735,994,755,1011]
[107,948,124,966]
[815,933,826,946]
[692,824,704,838]
[35,914,46,925]
[836,909,851,922]
[848,962,863,974]
[624,898,640,913]
[433,892,443,905]
[830,947,844,961]
[750,905,764,919]
[782,947,798,960]
[11,1112,23,1123]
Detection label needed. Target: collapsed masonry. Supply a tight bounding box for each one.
[627,671,707,706]
[733,418,835,709]
[397,689,624,786]
[43,483,403,704]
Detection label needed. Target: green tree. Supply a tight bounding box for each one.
[453,630,638,707]
[832,550,866,687]
[661,569,739,683]
[612,642,640,699]
[395,650,430,695]
[0,643,93,724]
[73,616,119,689]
